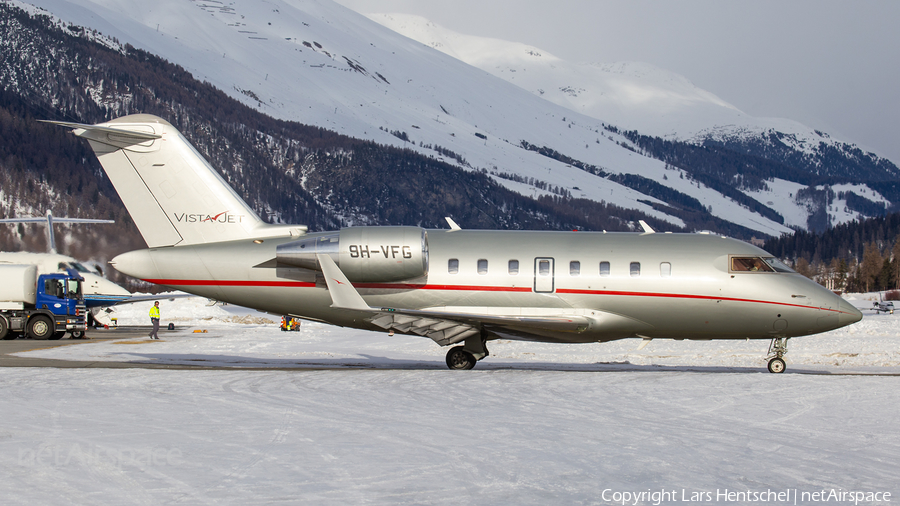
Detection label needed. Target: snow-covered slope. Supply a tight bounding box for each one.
[368,13,900,229]
[368,13,751,140]
[369,13,892,161]
[14,0,889,235]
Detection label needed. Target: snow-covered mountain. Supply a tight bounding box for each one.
[369,13,898,168]
[368,13,750,141]
[12,0,898,236]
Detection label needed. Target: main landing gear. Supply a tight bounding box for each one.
[766,337,789,373]
[445,333,489,370]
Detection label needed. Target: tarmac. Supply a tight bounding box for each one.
[0,325,350,371]
[4,327,898,376]
[0,326,219,370]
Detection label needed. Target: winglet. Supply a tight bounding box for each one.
[638,220,655,234]
[445,217,462,231]
[316,254,371,310]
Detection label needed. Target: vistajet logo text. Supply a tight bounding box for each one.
[173,211,246,224]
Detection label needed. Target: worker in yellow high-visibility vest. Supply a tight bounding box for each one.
[149,301,160,339]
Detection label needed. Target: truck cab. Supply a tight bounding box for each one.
[0,266,88,340]
[36,271,88,336]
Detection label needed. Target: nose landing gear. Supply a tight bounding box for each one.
[766,337,789,373]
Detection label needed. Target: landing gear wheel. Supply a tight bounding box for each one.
[0,316,9,340]
[446,346,477,370]
[27,316,54,340]
[767,357,786,374]
[70,330,84,339]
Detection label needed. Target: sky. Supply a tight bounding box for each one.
[333,0,900,164]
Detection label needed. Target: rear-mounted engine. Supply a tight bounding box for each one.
[275,226,428,282]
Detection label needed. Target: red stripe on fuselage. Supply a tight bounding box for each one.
[141,279,851,314]
[144,279,316,288]
[354,283,532,292]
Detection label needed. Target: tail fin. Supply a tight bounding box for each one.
[0,211,114,253]
[46,114,305,247]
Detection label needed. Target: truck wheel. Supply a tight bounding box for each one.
[0,316,10,340]
[27,316,54,340]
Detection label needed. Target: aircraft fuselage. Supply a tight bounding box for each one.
[111,229,859,344]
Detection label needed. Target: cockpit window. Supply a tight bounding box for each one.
[70,262,91,273]
[731,257,774,272]
[763,257,796,273]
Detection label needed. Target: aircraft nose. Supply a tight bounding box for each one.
[837,300,863,327]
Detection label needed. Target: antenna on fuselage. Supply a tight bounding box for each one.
[445,217,462,231]
[0,211,114,253]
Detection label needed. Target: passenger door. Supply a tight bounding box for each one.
[533,257,555,293]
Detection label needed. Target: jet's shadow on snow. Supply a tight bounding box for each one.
[105,351,829,374]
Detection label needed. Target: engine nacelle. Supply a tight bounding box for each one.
[276,226,428,283]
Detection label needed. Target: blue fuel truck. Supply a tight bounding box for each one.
[0,264,88,340]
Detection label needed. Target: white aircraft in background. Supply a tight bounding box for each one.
[49,115,863,372]
[0,211,132,309]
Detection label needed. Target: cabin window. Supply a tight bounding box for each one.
[630,262,641,277]
[448,258,459,274]
[599,261,610,277]
[477,259,488,275]
[731,257,774,272]
[660,262,671,277]
[508,260,519,275]
[538,259,551,276]
[570,261,581,276]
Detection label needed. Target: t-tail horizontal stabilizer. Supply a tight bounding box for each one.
[0,211,114,254]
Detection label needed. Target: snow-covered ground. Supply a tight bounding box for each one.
[18,294,900,372]
[1,295,898,504]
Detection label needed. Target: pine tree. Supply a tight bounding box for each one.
[861,242,883,292]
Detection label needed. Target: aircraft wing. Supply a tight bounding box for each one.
[0,218,114,224]
[367,308,590,345]
[316,254,591,345]
[116,292,196,305]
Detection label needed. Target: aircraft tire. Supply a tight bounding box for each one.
[446,346,477,370]
[28,316,54,340]
[767,357,786,374]
[0,316,8,340]
[70,330,85,339]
